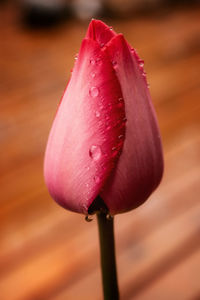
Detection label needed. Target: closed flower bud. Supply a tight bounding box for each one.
[44,19,164,215]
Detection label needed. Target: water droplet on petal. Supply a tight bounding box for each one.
[106,125,111,131]
[110,26,113,30]
[118,134,124,139]
[142,71,146,77]
[118,97,123,102]
[95,111,100,117]
[107,103,112,111]
[112,150,118,157]
[138,59,144,67]
[74,54,78,60]
[117,102,123,108]
[100,43,105,48]
[82,203,88,211]
[89,145,102,161]
[112,60,117,66]
[112,146,116,151]
[116,120,121,126]
[90,58,96,65]
[117,140,123,148]
[94,176,100,183]
[91,72,96,78]
[96,58,102,66]
[89,87,99,98]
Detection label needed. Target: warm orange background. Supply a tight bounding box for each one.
[0,2,200,300]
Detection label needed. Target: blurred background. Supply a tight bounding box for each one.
[0,0,200,299]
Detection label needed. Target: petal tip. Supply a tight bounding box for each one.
[86,19,116,47]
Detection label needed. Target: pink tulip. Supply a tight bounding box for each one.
[44,19,163,215]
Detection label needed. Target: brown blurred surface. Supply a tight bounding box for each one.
[1,3,200,300]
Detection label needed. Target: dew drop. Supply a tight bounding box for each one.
[106,125,111,131]
[112,60,117,66]
[112,146,116,151]
[107,103,112,111]
[117,102,123,108]
[142,70,146,77]
[89,87,99,98]
[89,145,102,161]
[118,97,123,102]
[106,214,113,220]
[118,134,124,139]
[74,54,78,60]
[90,58,96,65]
[91,72,96,78]
[85,215,93,222]
[96,58,102,66]
[100,43,105,48]
[94,176,100,183]
[82,203,88,212]
[110,26,113,30]
[95,111,100,117]
[117,140,123,148]
[138,59,144,67]
[112,150,118,157]
[99,105,104,110]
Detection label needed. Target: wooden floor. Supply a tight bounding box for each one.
[0,3,200,300]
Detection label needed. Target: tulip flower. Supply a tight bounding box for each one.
[44,19,163,216]
[44,20,163,300]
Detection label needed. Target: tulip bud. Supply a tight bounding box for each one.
[44,19,163,215]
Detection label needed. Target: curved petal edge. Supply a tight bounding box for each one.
[100,34,164,214]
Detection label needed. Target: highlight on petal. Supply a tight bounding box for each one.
[44,37,126,214]
[100,34,164,214]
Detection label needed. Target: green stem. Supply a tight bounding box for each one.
[97,212,119,300]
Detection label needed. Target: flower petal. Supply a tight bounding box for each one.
[101,34,164,214]
[85,19,116,47]
[44,37,125,214]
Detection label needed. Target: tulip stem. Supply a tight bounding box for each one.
[97,212,119,300]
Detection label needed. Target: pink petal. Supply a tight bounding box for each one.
[100,34,164,214]
[85,19,116,47]
[44,37,125,214]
